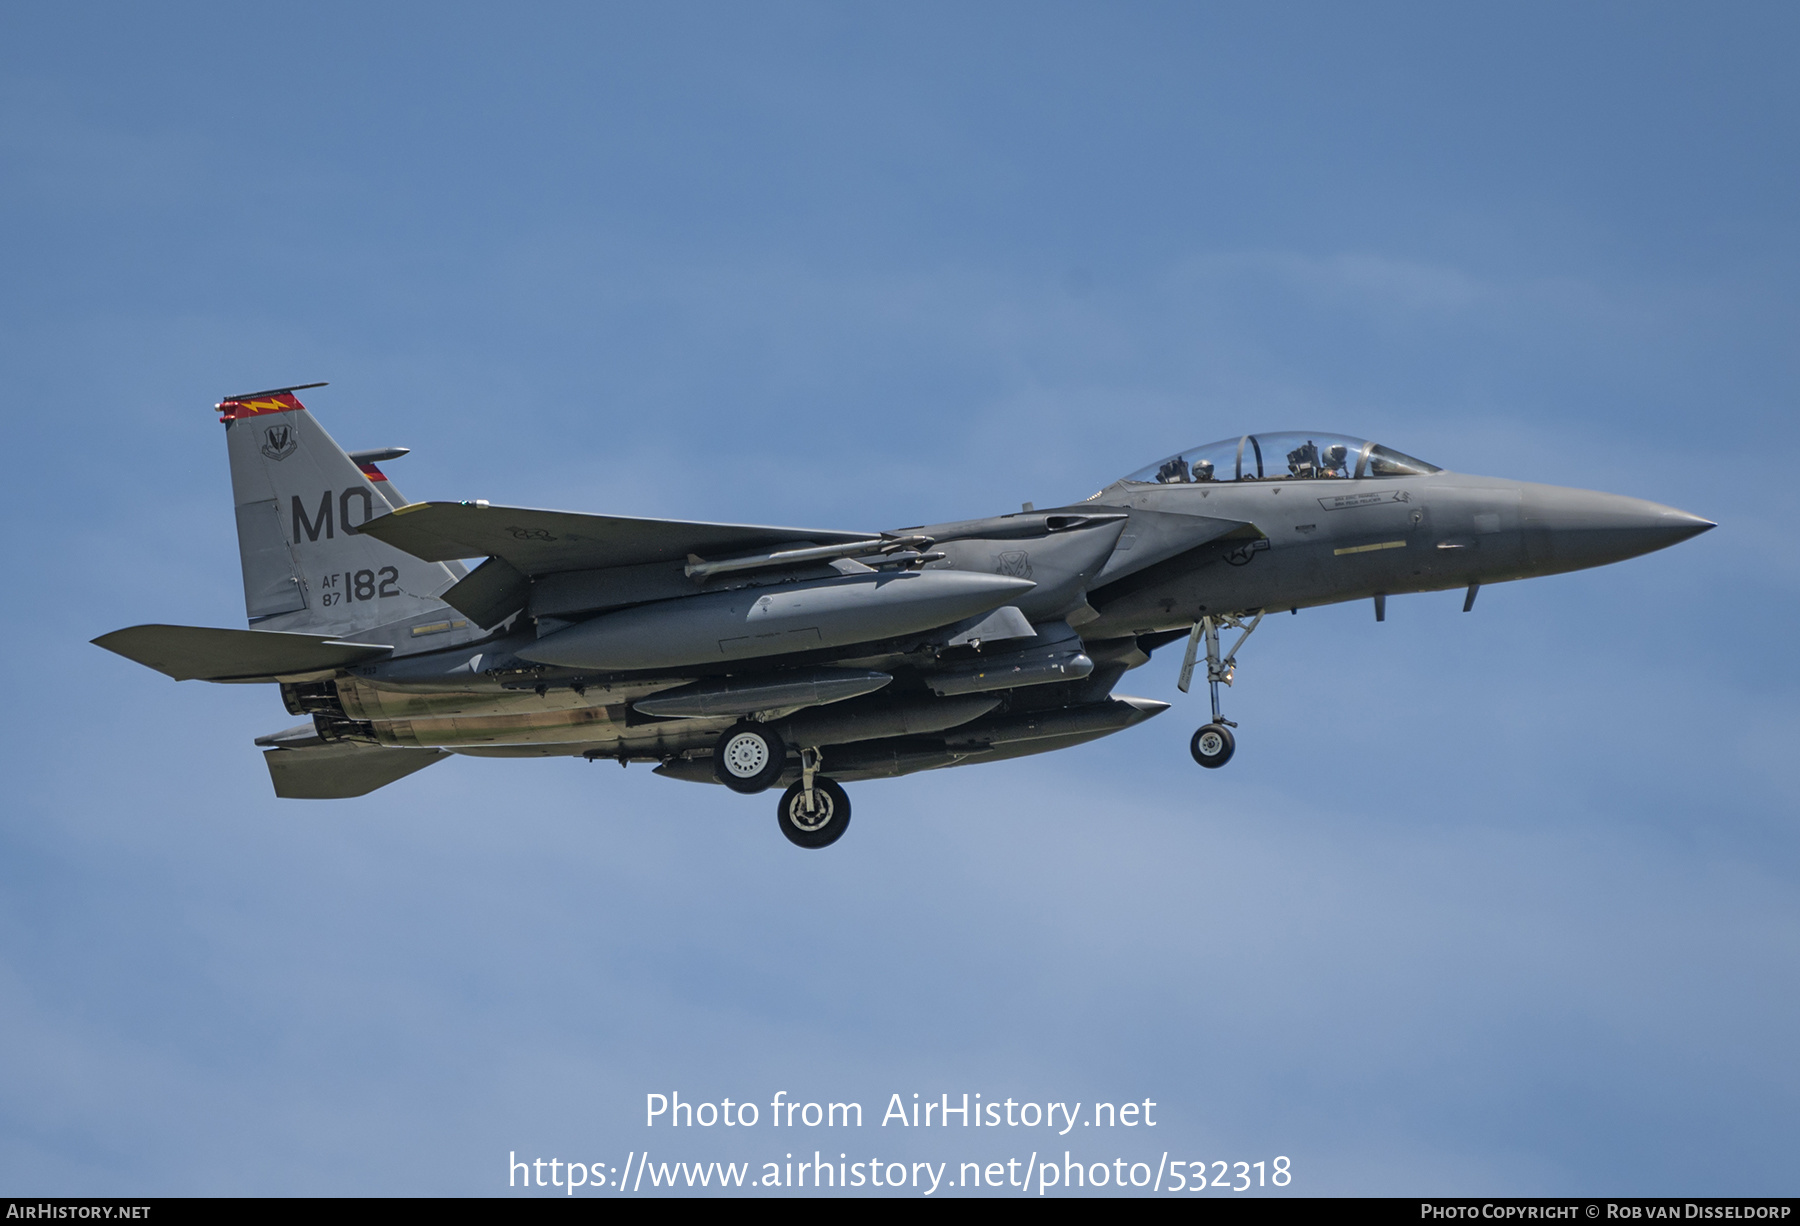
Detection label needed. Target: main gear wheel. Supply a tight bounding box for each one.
[712,722,787,793]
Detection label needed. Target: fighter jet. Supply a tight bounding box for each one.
[94,385,1714,848]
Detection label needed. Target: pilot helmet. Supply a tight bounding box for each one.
[1193,459,1215,481]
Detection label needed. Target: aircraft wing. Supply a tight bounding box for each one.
[93,624,394,682]
[353,502,877,576]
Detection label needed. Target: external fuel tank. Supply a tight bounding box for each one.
[517,569,1036,672]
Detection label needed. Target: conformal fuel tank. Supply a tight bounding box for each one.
[518,570,1036,672]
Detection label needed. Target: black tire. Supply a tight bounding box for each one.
[712,722,787,794]
[1190,723,1235,768]
[777,777,852,849]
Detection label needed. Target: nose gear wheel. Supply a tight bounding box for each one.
[1190,723,1235,768]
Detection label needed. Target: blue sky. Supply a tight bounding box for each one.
[2,1,1795,1195]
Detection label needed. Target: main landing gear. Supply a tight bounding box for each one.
[777,747,850,849]
[714,726,853,847]
[712,721,787,793]
[1178,610,1263,770]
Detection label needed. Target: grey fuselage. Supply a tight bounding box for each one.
[305,464,1709,785]
[1067,470,1712,642]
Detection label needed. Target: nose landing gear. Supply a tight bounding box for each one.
[1178,610,1262,769]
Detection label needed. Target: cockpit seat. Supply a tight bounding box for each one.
[1122,433,1441,486]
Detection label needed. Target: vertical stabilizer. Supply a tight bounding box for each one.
[351,451,412,511]
[219,386,460,635]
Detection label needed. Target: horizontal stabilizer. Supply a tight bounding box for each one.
[355,501,875,576]
[264,741,448,799]
[93,624,393,682]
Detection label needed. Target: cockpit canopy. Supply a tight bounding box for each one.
[1122,432,1442,485]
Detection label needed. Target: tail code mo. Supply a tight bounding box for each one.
[292,488,378,543]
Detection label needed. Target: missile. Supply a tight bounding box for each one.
[518,570,1036,672]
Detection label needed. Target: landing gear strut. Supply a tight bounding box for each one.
[777,748,851,848]
[1178,610,1262,769]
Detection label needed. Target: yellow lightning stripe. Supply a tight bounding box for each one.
[1334,540,1408,556]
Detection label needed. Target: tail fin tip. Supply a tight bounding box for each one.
[217,382,329,422]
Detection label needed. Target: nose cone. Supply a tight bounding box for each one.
[1524,486,1714,572]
